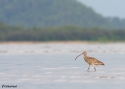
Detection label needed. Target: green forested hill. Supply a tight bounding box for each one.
[0,0,112,28]
[107,17,125,29]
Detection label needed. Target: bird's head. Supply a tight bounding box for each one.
[75,51,87,60]
[83,51,87,55]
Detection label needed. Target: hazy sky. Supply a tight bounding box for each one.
[77,0,125,19]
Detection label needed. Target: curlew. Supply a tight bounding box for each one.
[75,51,104,71]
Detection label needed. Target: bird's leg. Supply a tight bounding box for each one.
[92,63,96,72]
[87,65,90,71]
[94,66,96,72]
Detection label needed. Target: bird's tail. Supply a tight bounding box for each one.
[95,60,105,66]
[99,62,105,66]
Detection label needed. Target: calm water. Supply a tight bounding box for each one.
[0,42,125,89]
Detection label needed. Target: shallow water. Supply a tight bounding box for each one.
[0,42,125,89]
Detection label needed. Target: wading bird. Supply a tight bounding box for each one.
[75,51,104,71]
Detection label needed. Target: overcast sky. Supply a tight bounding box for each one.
[77,0,125,19]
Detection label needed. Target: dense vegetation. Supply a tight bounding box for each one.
[0,0,125,42]
[0,22,125,41]
[0,0,125,29]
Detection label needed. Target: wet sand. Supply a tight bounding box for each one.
[0,42,125,89]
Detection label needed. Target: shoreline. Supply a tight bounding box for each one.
[0,41,125,44]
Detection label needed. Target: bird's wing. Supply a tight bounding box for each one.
[88,57,105,66]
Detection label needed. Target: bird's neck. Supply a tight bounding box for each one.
[84,54,87,58]
[84,54,88,61]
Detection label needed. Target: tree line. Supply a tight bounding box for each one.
[0,22,125,41]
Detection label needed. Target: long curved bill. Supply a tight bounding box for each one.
[75,53,83,60]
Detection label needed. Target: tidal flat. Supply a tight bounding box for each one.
[0,42,125,89]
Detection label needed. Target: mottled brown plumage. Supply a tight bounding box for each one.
[75,51,104,71]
